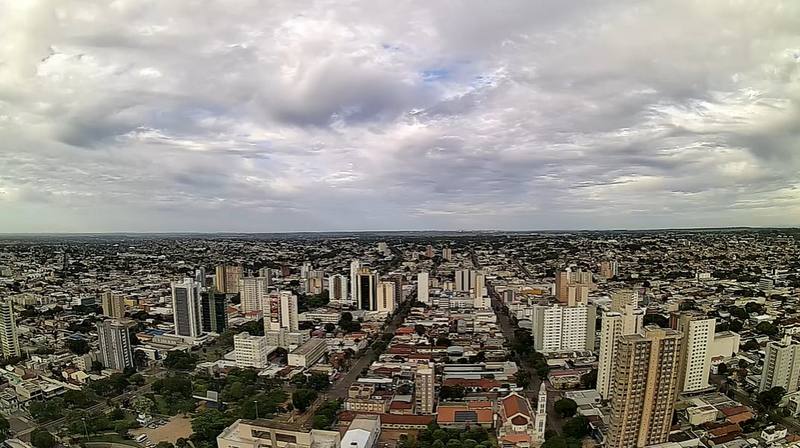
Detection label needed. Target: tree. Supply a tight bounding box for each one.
[163,351,199,370]
[31,429,56,448]
[307,373,331,391]
[435,337,452,347]
[66,338,90,355]
[745,302,765,314]
[292,388,318,412]
[439,385,466,400]
[717,363,728,375]
[415,324,427,336]
[541,436,569,448]
[133,396,156,416]
[729,306,749,320]
[729,320,744,332]
[0,416,9,438]
[554,398,578,418]
[191,410,234,443]
[156,443,175,448]
[756,321,778,336]
[324,323,336,333]
[758,386,786,410]
[742,339,761,351]
[514,371,531,390]
[562,416,589,439]
[580,369,598,389]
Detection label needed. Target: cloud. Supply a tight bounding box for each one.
[0,0,799,232]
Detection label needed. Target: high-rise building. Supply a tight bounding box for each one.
[200,288,228,334]
[0,299,21,358]
[377,281,396,313]
[215,265,243,294]
[442,248,453,261]
[415,364,435,414]
[171,278,203,338]
[355,268,378,311]
[607,327,683,448]
[611,290,638,312]
[300,262,313,279]
[425,245,434,258]
[760,335,800,393]
[257,267,273,284]
[328,274,349,302]
[97,319,136,371]
[305,270,325,295]
[554,268,592,305]
[600,260,619,279]
[596,301,645,399]
[263,291,299,333]
[349,260,361,301]
[233,332,271,369]
[239,277,269,314]
[474,272,486,299]
[676,313,716,393]
[531,304,596,353]
[100,292,125,319]
[417,272,429,304]
[455,269,473,292]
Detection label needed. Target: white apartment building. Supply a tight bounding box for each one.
[377,281,396,313]
[596,304,644,399]
[234,332,271,369]
[677,313,716,393]
[0,299,20,358]
[417,272,429,304]
[415,364,435,414]
[760,335,800,393]
[263,291,299,333]
[239,276,269,314]
[531,304,596,353]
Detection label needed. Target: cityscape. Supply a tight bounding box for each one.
[0,230,798,448]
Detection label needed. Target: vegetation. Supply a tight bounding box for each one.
[338,312,362,333]
[403,423,496,448]
[31,429,56,448]
[312,400,342,429]
[554,398,578,418]
[163,351,199,370]
[66,338,91,355]
[758,386,786,410]
[292,388,318,412]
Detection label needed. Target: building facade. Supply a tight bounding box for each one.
[171,278,203,338]
[97,319,135,371]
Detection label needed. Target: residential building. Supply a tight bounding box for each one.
[607,327,683,448]
[417,272,429,304]
[234,332,271,369]
[97,319,135,371]
[171,278,203,338]
[442,247,453,261]
[350,260,361,301]
[0,299,20,358]
[676,313,716,393]
[377,281,396,313]
[329,274,349,302]
[760,335,800,393]
[100,292,125,319]
[215,265,243,294]
[415,364,435,414]
[597,302,644,399]
[239,276,269,314]
[355,268,378,311]
[263,291,299,333]
[554,268,592,305]
[599,260,619,279]
[531,304,596,353]
[341,415,381,448]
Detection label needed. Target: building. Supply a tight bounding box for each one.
[377,281,396,313]
[171,278,203,338]
[341,415,381,448]
[474,272,486,299]
[215,265,243,294]
[239,277,269,314]
[263,291,299,333]
[0,299,20,358]
[350,260,361,302]
[329,274,349,302]
[597,294,644,399]
[417,272,429,304]
[305,270,325,295]
[415,364,435,414]
[425,245,434,258]
[455,269,475,293]
[607,327,683,448]
[599,260,619,279]
[442,248,453,261]
[345,384,389,413]
[288,338,328,368]
[100,292,125,319]
[355,268,378,311]
[554,268,592,305]
[531,304,596,353]
[200,288,228,334]
[217,419,340,448]
[676,313,715,393]
[497,390,545,446]
[234,332,272,369]
[265,328,310,351]
[97,319,135,371]
[760,335,800,393]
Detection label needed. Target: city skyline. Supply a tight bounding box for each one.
[2,1,799,232]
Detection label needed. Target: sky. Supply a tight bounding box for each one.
[1,1,799,232]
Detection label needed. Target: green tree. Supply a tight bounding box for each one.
[133,396,156,416]
[562,416,589,439]
[292,388,318,412]
[415,324,427,336]
[191,410,234,443]
[0,415,9,438]
[554,398,578,418]
[156,443,175,448]
[729,320,744,332]
[324,323,336,333]
[66,338,90,355]
[756,321,778,336]
[163,351,199,370]
[31,429,56,448]
[742,339,760,351]
[758,386,786,410]
[307,373,331,391]
[514,371,531,390]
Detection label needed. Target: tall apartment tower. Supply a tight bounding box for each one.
[239,276,269,314]
[596,301,645,399]
[349,260,361,301]
[417,272,430,304]
[442,248,453,261]
[200,288,228,334]
[608,327,683,448]
[0,299,20,358]
[263,291,299,333]
[328,274,349,302]
[474,272,486,299]
[676,313,716,393]
[425,245,434,258]
[531,304,596,353]
[377,281,396,313]
[233,332,270,369]
[97,319,135,371]
[760,335,800,393]
[455,269,474,292]
[100,292,126,319]
[305,270,325,295]
[215,265,243,294]
[171,278,203,338]
[415,364,435,414]
[355,268,378,311]
[554,268,592,305]
[600,260,619,279]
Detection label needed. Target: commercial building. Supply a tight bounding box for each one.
[350,260,361,302]
[171,278,203,338]
[417,272,429,304]
[415,364,435,414]
[607,327,683,448]
[760,335,800,393]
[215,265,243,294]
[329,274,349,302]
[355,268,378,311]
[239,277,269,314]
[200,288,228,334]
[100,292,125,319]
[288,338,328,368]
[340,415,380,448]
[97,319,136,371]
[263,291,299,333]
[676,313,716,393]
[531,304,596,353]
[0,299,20,358]
[234,332,272,369]
[217,419,340,448]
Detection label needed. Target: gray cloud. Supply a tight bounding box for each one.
[0,0,799,232]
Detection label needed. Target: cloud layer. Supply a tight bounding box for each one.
[1,0,799,232]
